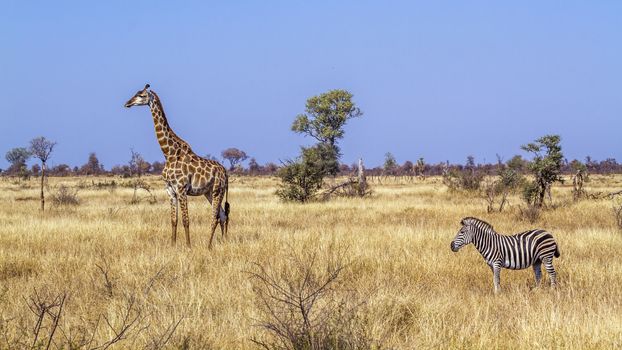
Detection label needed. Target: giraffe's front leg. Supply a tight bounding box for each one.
[168,189,178,246]
[178,193,190,248]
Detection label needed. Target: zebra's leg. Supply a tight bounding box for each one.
[533,260,542,287]
[492,263,502,293]
[543,256,557,287]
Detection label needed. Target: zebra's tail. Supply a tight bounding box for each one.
[554,245,560,258]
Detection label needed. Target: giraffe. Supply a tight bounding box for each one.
[124,84,229,248]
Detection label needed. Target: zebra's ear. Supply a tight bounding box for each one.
[460,218,467,225]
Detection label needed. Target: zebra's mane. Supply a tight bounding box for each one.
[461,217,495,232]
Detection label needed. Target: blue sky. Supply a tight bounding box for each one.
[1,1,620,169]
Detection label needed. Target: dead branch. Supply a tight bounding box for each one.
[95,262,115,298]
[24,289,67,350]
[587,190,622,200]
[146,316,184,350]
[91,295,145,350]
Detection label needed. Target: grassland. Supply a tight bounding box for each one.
[1,174,621,349]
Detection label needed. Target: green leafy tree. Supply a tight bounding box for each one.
[291,89,362,175]
[383,152,398,176]
[29,137,57,211]
[278,90,363,202]
[506,155,528,172]
[460,156,483,191]
[80,152,104,175]
[521,135,564,207]
[5,147,31,178]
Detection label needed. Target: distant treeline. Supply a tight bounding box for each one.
[2,151,621,178]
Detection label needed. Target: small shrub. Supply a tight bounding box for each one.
[443,156,484,192]
[522,181,539,206]
[276,146,327,202]
[51,185,79,206]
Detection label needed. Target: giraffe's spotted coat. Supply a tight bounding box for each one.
[125,84,229,248]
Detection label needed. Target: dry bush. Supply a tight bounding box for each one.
[248,244,372,350]
[51,185,79,206]
[77,179,118,192]
[24,289,67,350]
[517,205,541,223]
[129,179,156,205]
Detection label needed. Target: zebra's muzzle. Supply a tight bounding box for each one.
[450,242,459,252]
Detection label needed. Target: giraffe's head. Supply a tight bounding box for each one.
[124,84,151,108]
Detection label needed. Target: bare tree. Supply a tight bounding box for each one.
[29,137,57,211]
[128,148,150,177]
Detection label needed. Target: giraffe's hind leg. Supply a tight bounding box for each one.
[208,189,224,250]
[218,207,227,238]
[543,256,557,287]
[533,259,542,287]
[205,193,227,239]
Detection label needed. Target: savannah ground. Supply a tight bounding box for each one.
[1,174,621,349]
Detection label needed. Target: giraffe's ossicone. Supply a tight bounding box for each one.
[125,84,230,248]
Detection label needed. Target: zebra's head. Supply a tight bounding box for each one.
[450,217,477,252]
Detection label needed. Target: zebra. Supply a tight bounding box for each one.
[450,217,560,292]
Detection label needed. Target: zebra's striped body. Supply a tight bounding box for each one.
[450,217,560,292]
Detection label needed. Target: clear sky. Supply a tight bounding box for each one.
[1,1,620,169]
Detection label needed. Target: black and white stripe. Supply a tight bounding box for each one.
[450,217,560,292]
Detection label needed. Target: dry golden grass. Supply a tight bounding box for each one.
[1,175,621,349]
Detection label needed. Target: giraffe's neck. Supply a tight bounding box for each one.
[148,91,189,159]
